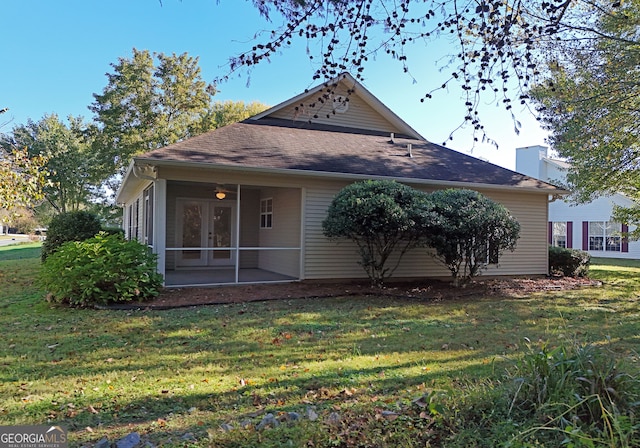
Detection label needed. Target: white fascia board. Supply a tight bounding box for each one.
[114,161,136,205]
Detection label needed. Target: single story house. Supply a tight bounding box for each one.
[116,73,563,287]
[515,145,638,259]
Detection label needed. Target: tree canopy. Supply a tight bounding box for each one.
[90,49,270,187]
[1,49,270,223]
[531,0,640,232]
[196,100,270,134]
[0,105,49,218]
[1,114,98,214]
[216,0,626,144]
[0,146,48,218]
[90,49,213,180]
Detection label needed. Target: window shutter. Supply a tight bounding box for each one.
[567,222,573,249]
[548,222,553,245]
[582,221,589,251]
[622,224,629,253]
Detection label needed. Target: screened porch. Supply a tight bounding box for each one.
[159,181,302,287]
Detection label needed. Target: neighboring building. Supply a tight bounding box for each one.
[516,145,639,259]
[116,73,562,287]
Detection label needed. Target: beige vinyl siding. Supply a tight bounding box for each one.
[239,189,260,268]
[303,181,550,280]
[303,183,448,280]
[269,88,405,135]
[258,187,302,277]
[157,167,549,280]
[303,182,363,279]
[480,190,549,276]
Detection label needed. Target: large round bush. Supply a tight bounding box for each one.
[322,179,434,285]
[40,232,163,306]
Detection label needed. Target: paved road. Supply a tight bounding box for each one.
[0,234,31,247]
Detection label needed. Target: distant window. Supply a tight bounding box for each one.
[127,204,134,240]
[589,221,621,252]
[487,240,499,264]
[143,185,154,245]
[130,199,140,242]
[552,222,567,248]
[478,240,499,265]
[260,198,273,229]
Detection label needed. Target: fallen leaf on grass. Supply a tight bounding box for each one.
[376,410,399,421]
[341,388,356,397]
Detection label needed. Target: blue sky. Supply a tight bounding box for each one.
[1,0,549,169]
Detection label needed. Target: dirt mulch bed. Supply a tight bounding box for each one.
[111,276,602,310]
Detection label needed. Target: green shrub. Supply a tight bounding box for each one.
[549,245,591,277]
[427,189,521,287]
[41,210,102,261]
[40,232,163,306]
[322,179,434,286]
[101,226,126,237]
[507,342,640,446]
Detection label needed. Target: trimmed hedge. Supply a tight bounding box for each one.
[549,245,590,277]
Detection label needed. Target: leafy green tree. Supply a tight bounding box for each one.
[1,106,49,218]
[216,0,626,144]
[532,1,640,235]
[90,49,270,189]
[1,114,97,214]
[0,146,49,218]
[322,180,434,286]
[426,189,520,286]
[90,49,212,181]
[196,100,269,133]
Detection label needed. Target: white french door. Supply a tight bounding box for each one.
[176,199,235,267]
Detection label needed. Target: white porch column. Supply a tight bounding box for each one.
[235,184,241,283]
[154,179,167,281]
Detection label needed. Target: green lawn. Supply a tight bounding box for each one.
[0,248,638,447]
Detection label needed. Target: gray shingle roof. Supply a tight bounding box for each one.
[137,117,558,191]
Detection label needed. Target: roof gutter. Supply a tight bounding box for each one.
[134,157,569,195]
[115,161,159,205]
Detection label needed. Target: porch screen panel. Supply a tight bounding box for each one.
[213,206,232,259]
[182,204,203,259]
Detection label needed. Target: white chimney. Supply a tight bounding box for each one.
[515,145,548,180]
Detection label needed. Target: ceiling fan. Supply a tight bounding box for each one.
[214,185,234,200]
